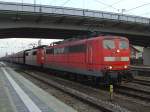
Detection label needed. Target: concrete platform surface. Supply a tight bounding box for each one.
[0,62,77,112]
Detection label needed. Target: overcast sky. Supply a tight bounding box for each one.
[0,0,149,57]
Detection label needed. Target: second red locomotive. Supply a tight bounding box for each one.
[3,35,132,84]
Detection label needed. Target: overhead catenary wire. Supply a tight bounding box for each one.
[109,0,125,6]
[93,0,119,10]
[61,0,72,6]
[102,0,126,10]
[124,2,150,12]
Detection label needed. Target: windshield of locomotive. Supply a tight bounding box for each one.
[119,40,129,49]
[103,39,115,49]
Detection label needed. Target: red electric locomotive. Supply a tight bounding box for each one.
[44,35,132,84]
[3,35,132,85]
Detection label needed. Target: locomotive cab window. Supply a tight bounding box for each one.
[119,40,128,49]
[103,39,115,49]
[68,44,86,53]
[32,51,37,55]
[25,53,29,56]
[54,47,65,54]
[46,48,54,54]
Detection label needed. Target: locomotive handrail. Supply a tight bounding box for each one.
[0,1,149,24]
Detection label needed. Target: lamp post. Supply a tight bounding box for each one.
[21,0,23,11]
[34,0,36,12]
[121,9,126,14]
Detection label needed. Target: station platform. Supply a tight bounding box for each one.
[0,62,77,112]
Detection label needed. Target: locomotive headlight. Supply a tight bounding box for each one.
[117,49,120,53]
[124,65,128,69]
[104,66,112,70]
[108,66,112,69]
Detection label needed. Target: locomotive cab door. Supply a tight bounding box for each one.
[86,41,93,71]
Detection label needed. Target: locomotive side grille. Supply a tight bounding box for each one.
[104,57,129,61]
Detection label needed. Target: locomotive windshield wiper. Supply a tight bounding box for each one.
[106,45,111,49]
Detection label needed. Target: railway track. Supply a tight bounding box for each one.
[21,71,130,112]
[11,63,150,111]
[16,65,150,103]
[133,79,150,86]
[116,85,150,102]
[21,67,150,103]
